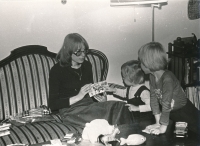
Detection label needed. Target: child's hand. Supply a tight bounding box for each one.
[146,123,160,130]
[125,104,139,112]
[149,125,167,135]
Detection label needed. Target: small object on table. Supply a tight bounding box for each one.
[120,134,146,145]
[50,139,63,146]
[0,123,11,137]
[174,122,188,138]
[61,132,82,145]
[67,137,76,144]
[98,125,120,146]
[64,132,74,139]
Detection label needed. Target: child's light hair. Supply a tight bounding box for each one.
[138,42,167,72]
[121,60,145,85]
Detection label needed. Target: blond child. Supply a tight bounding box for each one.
[138,42,199,135]
[106,60,152,121]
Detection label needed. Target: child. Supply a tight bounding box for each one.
[105,60,152,121]
[138,42,199,135]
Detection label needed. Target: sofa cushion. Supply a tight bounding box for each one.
[0,45,57,121]
[0,121,83,145]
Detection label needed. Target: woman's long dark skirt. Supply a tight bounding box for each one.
[59,96,135,129]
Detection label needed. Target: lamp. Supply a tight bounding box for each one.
[110,0,168,41]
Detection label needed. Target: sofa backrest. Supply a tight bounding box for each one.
[0,45,108,121]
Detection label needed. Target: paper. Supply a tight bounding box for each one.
[89,81,108,97]
[50,139,63,146]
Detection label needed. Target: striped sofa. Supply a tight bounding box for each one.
[0,45,109,145]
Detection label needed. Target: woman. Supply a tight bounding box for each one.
[48,33,134,128]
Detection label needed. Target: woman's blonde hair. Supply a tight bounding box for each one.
[121,60,145,85]
[138,42,167,72]
[56,33,89,67]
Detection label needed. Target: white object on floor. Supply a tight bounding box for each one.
[49,139,63,146]
[82,119,115,144]
[120,134,146,145]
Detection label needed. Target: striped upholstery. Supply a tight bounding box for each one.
[86,49,109,83]
[0,45,57,121]
[0,45,109,145]
[0,121,82,145]
[0,46,109,121]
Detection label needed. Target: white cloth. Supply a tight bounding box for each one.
[82,119,114,144]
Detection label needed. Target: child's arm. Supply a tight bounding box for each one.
[139,90,151,112]
[148,75,175,135]
[159,77,174,126]
[154,113,161,125]
[104,86,117,93]
[125,104,139,111]
[146,114,161,130]
[104,86,127,98]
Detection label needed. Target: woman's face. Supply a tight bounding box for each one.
[71,47,86,65]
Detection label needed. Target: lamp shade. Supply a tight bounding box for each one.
[110,0,168,6]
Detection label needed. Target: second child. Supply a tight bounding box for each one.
[105,60,152,121]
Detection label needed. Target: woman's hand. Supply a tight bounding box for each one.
[70,83,92,105]
[125,104,139,112]
[78,83,92,98]
[94,93,107,102]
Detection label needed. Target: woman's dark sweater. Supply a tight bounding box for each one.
[48,60,93,112]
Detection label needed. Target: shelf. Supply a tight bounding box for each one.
[167,52,200,58]
[183,81,200,88]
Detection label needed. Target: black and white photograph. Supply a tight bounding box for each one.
[0,0,199,146]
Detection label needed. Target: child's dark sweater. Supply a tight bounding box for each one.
[150,70,187,125]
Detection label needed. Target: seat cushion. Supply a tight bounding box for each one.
[0,121,83,145]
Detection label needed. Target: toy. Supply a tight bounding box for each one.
[82,119,119,144]
[120,134,146,145]
[174,122,188,138]
[98,125,120,146]
[89,81,108,97]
